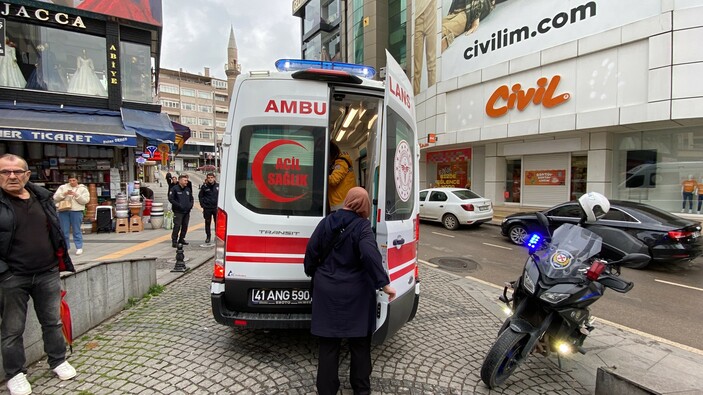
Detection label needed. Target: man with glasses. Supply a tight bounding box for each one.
[198,172,219,244]
[0,154,77,395]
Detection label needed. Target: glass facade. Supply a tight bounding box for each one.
[613,129,703,213]
[305,30,341,61]
[303,1,322,37]
[301,0,341,61]
[2,21,107,96]
[322,0,341,24]
[388,0,407,69]
[351,0,365,64]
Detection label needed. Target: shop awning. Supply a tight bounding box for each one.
[121,108,175,143]
[0,102,137,147]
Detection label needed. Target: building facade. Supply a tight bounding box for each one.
[292,0,411,75]
[0,0,174,199]
[158,67,229,171]
[413,0,703,215]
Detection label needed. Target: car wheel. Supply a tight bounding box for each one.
[508,224,528,245]
[443,214,460,230]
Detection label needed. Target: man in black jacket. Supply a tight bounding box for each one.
[168,174,194,248]
[198,172,219,244]
[0,154,77,395]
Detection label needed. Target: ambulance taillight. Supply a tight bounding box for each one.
[212,208,228,282]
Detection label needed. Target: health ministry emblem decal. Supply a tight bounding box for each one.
[394,140,413,202]
[550,250,573,270]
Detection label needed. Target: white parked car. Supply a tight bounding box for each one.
[419,188,493,230]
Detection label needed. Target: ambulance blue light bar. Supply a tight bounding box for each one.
[275,59,376,79]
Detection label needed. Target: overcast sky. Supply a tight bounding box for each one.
[160,0,301,80]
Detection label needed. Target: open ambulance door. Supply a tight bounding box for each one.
[371,51,420,344]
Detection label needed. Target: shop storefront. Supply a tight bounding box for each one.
[425,148,472,189]
[413,0,703,213]
[0,0,173,196]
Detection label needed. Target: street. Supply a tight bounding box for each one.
[25,263,592,395]
[418,222,703,351]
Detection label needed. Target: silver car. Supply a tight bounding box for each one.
[419,188,493,230]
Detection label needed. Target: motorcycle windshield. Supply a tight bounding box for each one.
[534,223,602,280]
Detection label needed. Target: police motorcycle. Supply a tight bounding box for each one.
[480,192,650,388]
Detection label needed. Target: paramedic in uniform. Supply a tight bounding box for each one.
[327,142,356,212]
[304,187,396,395]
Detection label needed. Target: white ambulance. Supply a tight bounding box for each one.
[210,52,419,344]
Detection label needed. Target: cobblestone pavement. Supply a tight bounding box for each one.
[22,263,590,394]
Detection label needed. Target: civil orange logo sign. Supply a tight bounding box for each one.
[485,75,570,118]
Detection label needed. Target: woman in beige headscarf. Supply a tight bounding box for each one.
[304,187,395,395]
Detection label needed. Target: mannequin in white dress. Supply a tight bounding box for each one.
[0,38,27,88]
[67,49,107,96]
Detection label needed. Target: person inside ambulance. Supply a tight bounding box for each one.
[328,142,356,212]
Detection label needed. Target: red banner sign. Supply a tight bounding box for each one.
[525,170,566,186]
[435,161,467,188]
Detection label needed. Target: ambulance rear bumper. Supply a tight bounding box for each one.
[211,292,312,329]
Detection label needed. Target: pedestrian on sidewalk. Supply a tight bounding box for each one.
[168,174,194,247]
[303,187,396,395]
[198,172,219,244]
[0,154,77,395]
[165,172,175,191]
[53,174,90,255]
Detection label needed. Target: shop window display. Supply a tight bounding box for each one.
[614,129,703,213]
[121,41,152,102]
[1,21,107,96]
[0,38,27,88]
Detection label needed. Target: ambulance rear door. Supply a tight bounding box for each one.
[371,51,419,343]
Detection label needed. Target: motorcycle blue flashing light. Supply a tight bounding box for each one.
[275,59,376,79]
[527,234,541,250]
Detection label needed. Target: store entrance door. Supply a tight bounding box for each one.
[570,156,587,200]
[505,159,521,203]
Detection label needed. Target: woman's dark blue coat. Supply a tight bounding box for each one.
[304,209,389,338]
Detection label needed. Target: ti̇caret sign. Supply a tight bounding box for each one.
[0,128,136,147]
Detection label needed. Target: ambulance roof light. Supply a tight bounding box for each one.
[275,59,376,79]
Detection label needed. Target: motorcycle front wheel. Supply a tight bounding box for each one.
[480,328,530,388]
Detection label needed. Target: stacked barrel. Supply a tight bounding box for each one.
[150,202,164,229]
[85,184,99,232]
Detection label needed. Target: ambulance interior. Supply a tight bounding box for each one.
[328,92,381,192]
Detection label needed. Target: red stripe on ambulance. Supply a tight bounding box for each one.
[226,235,309,254]
[390,263,416,281]
[225,256,305,264]
[387,240,416,269]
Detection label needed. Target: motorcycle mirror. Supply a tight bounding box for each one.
[535,211,551,238]
[611,253,650,267]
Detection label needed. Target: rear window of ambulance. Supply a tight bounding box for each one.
[235,125,326,216]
